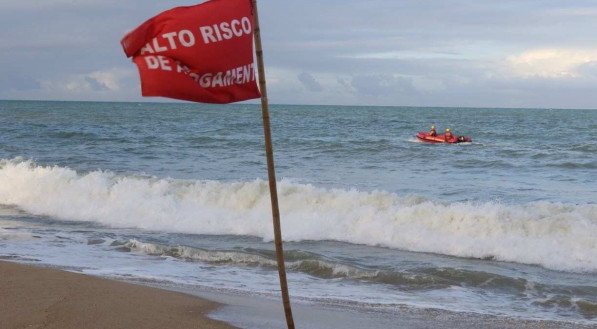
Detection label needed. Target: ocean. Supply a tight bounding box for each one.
[0,100,595,327]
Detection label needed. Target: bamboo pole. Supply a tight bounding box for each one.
[251,1,295,328]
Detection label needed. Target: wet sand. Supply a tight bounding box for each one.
[0,261,234,329]
[197,288,596,329]
[1,261,593,329]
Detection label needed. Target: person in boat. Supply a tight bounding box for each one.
[444,128,454,141]
[458,136,466,142]
[429,125,437,136]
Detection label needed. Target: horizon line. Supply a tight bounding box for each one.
[0,98,595,111]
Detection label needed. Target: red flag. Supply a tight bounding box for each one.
[121,0,261,104]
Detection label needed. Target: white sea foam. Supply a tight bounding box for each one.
[406,138,422,143]
[0,228,33,241]
[126,239,278,266]
[0,219,34,240]
[1,159,596,272]
[125,239,380,281]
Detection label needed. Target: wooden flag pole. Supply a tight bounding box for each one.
[251,1,295,328]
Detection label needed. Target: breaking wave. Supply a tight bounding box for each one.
[1,159,596,273]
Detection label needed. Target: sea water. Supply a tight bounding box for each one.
[0,100,595,326]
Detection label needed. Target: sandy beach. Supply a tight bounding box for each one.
[0,261,234,329]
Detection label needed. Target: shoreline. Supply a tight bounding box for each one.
[0,261,235,329]
[1,260,594,329]
[169,283,596,329]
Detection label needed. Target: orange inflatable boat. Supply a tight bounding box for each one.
[417,132,472,144]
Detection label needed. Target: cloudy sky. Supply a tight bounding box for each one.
[1,0,597,108]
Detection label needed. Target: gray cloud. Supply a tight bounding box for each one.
[84,76,109,91]
[578,61,597,77]
[350,75,415,97]
[1,0,597,108]
[297,72,323,92]
[0,73,40,92]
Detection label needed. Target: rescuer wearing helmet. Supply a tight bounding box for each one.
[445,128,454,141]
[429,125,437,137]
